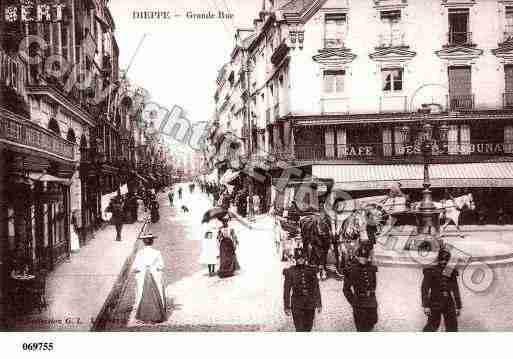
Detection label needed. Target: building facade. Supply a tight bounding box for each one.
[216,0,513,223]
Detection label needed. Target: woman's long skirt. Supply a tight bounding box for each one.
[218,238,238,278]
[136,270,166,323]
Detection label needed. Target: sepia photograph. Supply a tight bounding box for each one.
[2,1,513,350]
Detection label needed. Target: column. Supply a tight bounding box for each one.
[394,126,406,155]
[460,124,471,155]
[325,128,335,158]
[448,125,459,155]
[336,128,347,158]
[505,125,513,154]
[382,127,392,157]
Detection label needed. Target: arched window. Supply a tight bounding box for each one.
[48,118,61,136]
[67,128,77,143]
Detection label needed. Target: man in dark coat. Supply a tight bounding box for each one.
[150,198,160,223]
[168,190,174,207]
[283,248,322,331]
[421,248,462,332]
[106,197,124,242]
[343,245,378,331]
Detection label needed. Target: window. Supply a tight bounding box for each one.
[506,7,513,41]
[448,8,470,45]
[382,68,403,92]
[323,70,345,94]
[324,13,347,48]
[380,10,402,47]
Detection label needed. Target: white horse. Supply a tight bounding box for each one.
[413,193,476,237]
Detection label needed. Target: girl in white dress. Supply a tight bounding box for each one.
[199,230,219,276]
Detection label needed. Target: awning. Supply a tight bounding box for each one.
[28,172,72,185]
[312,162,513,191]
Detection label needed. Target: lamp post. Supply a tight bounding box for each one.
[401,109,449,250]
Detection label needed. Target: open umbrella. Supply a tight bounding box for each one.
[201,207,230,224]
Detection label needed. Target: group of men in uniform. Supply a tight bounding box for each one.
[282,244,463,332]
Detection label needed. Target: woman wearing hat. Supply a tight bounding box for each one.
[217,217,240,278]
[132,233,166,323]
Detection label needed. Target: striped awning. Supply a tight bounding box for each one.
[312,162,513,190]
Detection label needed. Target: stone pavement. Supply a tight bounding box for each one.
[6,212,146,331]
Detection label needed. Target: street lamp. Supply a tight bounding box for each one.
[402,109,450,250]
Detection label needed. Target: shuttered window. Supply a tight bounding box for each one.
[323,70,345,93]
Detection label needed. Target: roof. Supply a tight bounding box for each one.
[280,0,316,13]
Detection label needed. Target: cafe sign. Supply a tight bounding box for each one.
[4,2,66,23]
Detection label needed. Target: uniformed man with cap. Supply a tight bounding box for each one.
[283,247,322,331]
[421,247,462,332]
[343,244,378,331]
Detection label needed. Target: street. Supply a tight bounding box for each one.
[103,189,513,332]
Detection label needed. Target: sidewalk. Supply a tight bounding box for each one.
[7,216,145,331]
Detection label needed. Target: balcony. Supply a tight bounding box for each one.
[379,95,408,113]
[504,92,513,109]
[321,98,350,114]
[294,139,513,163]
[376,33,407,49]
[323,38,345,49]
[446,31,474,47]
[0,109,75,161]
[448,94,474,111]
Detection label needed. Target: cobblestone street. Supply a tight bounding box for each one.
[103,190,513,332]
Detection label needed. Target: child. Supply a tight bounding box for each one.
[199,230,219,276]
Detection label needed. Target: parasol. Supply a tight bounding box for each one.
[201,207,230,224]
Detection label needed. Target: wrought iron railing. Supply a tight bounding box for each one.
[377,33,406,48]
[448,94,474,111]
[447,31,473,46]
[324,38,345,49]
[0,111,75,160]
[293,140,513,161]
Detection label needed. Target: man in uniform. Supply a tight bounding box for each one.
[343,245,378,331]
[421,247,462,332]
[283,248,322,331]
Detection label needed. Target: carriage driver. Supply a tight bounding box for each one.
[283,248,323,332]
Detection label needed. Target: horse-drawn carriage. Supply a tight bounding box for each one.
[273,191,476,279]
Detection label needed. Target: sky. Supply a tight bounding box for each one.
[109,0,262,126]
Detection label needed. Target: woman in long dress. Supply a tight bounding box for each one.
[136,197,146,222]
[132,233,166,323]
[217,220,240,278]
[199,230,219,276]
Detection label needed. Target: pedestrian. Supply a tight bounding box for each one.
[283,247,322,332]
[343,245,378,332]
[217,218,240,278]
[106,196,124,242]
[136,195,146,222]
[150,198,160,223]
[168,190,174,207]
[178,186,183,200]
[132,233,166,323]
[421,247,462,332]
[199,230,219,276]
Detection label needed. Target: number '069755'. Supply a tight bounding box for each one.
[22,342,54,351]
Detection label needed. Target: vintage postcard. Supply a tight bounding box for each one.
[1,1,513,349]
